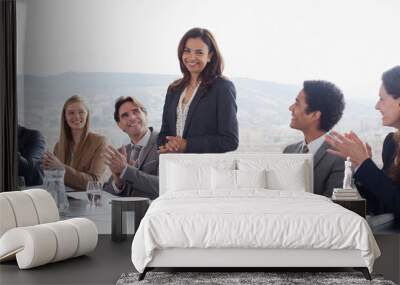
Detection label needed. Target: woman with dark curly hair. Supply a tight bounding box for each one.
[326,66,400,226]
[158,27,238,153]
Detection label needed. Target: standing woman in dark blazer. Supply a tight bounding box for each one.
[326,66,400,225]
[158,27,239,153]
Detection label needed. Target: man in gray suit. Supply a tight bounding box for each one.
[283,80,345,197]
[103,96,159,200]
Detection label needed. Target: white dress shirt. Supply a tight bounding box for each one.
[176,83,200,137]
[302,134,326,156]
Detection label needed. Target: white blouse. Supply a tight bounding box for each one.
[176,83,200,137]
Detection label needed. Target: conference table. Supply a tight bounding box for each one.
[62,190,115,234]
[64,190,150,239]
[21,185,150,236]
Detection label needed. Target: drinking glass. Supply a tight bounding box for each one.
[44,168,68,212]
[86,181,103,207]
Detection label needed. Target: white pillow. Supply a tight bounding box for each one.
[167,162,212,192]
[211,168,268,191]
[238,159,308,192]
[236,169,268,189]
[212,168,237,191]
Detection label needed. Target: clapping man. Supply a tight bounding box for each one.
[103,97,159,200]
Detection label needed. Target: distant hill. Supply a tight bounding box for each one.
[18,72,383,150]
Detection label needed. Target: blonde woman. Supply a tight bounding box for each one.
[43,95,107,191]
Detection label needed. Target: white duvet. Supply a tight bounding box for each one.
[131,190,380,272]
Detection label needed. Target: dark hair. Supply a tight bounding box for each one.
[382,66,400,183]
[303,80,345,132]
[169,27,224,92]
[382,66,400,99]
[113,96,147,122]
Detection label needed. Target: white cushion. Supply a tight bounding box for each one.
[42,221,79,262]
[212,168,237,190]
[0,196,16,237]
[166,162,212,192]
[0,218,97,269]
[0,189,59,237]
[238,159,308,191]
[65,218,98,257]
[212,169,268,190]
[24,189,59,223]
[0,226,57,269]
[236,169,268,189]
[1,191,39,227]
[0,189,98,269]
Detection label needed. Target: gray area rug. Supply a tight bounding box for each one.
[116,272,396,285]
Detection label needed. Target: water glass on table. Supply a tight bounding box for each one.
[44,168,69,212]
[86,181,103,207]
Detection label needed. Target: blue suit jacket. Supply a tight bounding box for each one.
[18,125,45,186]
[354,133,400,225]
[158,77,239,153]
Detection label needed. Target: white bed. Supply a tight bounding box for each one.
[131,153,380,280]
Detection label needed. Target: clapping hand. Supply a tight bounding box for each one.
[42,151,65,170]
[325,130,372,168]
[103,145,128,176]
[159,136,187,154]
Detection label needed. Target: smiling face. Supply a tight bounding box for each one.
[65,102,88,131]
[117,101,148,139]
[288,90,316,131]
[375,84,400,128]
[182,37,212,78]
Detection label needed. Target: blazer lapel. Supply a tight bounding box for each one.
[170,91,181,136]
[314,141,329,168]
[183,86,207,137]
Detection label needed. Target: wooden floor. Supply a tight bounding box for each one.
[0,235,134,285]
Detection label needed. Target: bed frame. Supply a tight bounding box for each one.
[139,248,371,280]
[137,153,372,281]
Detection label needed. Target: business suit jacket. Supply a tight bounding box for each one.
[54,132,108,191]
[283,141,344,197]
[18,125,46,186]
[354,133,400,225]
[158,76,239,153]
[103,128,159,200]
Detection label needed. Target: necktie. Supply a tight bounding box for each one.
[130,145,143,167]
[302,144,309,153]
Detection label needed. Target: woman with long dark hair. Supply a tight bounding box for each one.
[158,27,239,153]
[326,66,400,225]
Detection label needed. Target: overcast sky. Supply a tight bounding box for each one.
[17,0,400,101]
